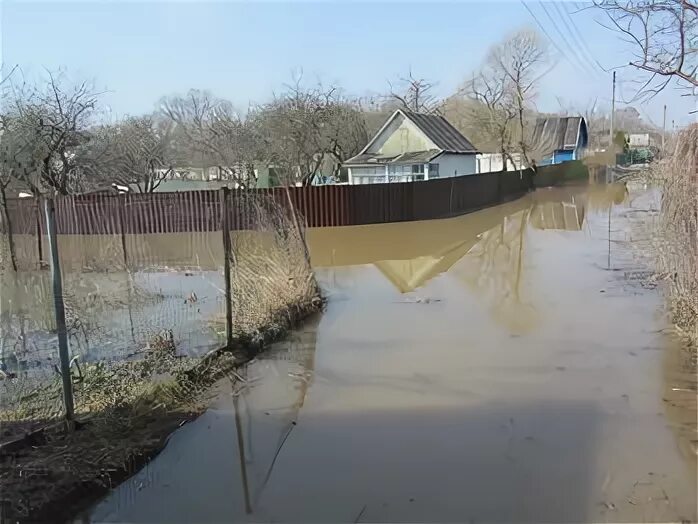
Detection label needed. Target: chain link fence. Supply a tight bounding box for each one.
[0,188,316,441]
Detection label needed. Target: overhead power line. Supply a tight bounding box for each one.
[536,1,598,78]
[553,2,607,78]
[562,3,611,73]
[519,0,571,63]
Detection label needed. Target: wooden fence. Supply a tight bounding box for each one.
[0,162,587,235]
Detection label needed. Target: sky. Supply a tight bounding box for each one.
[1,0,696,129]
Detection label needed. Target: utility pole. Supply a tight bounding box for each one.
[609,71,616,150]
[662,104,667,153]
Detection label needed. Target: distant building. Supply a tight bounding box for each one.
[476,153,525,173]
[343,109,479,184]
[628,133,651,148]
[531,116,589,165]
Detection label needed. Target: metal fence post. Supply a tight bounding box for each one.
[44,198,75,425]
[118,196,137,342]
[221,187,233,349]
[36,197,44,267]
[118,196,129,271]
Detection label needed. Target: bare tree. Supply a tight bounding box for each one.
[323,100,369,179]
[0,112,33,271]
[99,116,179,193]
[253,80,329,186]
[253,76,366,186]
[0,64,18,88]
[387,69,440,113]
[464,57,519,170]
[492,30,550,166]
[5,72,105,195]
[593,0,697,96]
[161,90,258,187]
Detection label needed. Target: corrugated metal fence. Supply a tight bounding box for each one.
[1,163,585,235]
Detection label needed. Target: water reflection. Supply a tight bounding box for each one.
[89,182,698,523]
[309,184,629,294]
[233,321,317,511]
[309,185,627,335]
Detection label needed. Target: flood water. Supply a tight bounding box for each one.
[88,184,696,523]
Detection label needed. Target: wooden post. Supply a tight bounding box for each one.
[44,198,75,425]
[221,188,233,349]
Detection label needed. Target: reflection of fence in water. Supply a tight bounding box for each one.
[231,319,319,510]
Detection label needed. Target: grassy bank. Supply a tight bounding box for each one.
[0,296,321,522]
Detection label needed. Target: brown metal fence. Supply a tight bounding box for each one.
[0,163,587,241]
[0,168,551,238]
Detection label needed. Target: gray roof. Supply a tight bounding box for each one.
[344,109,478,166]
[531,117,587,153]
[343,153,399,165]
[344,149,442,166]
[392,150,442,164]
[403,111,478,153]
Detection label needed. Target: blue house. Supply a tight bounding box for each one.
[532,116,588,165]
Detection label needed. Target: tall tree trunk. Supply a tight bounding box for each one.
[517,86,529,167]
[0,185,18,272]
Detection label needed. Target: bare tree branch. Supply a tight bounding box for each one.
[490,29,550,166]
[161,90,258,187]
[593,0,698,97]
[252,76,368,186]
[2,71,106,195]
[387,69,440,113]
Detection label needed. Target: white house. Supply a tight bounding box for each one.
[343,109,479,184]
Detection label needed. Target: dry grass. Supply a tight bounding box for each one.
[653,125,698,349]
[0,273,167,424]
[226,194,319,343]
[0,335,240,520]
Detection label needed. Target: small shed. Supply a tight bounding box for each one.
[531,116,589,165]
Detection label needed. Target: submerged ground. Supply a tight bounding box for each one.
[86,184,696,523]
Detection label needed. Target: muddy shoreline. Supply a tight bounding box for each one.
[0,300,323,523]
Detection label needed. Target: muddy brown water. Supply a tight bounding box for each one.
[85,184,696,523]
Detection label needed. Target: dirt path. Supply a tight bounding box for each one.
[86,185,696,523]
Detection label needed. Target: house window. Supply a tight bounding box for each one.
[387,164,413,182]
[428,163,439,179]
[352,166,387,184]
[412,164,425,181]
